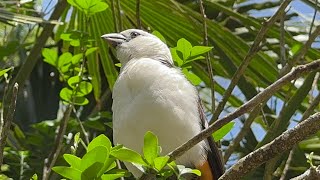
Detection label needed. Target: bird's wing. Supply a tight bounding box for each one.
[197,98,225,179]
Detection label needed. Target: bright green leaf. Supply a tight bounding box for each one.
[87,134,112,152]
[73,96,89,105]
[42,48,58,67]
[77,81,93,96]
[71,53,83,64]
[152,31,166,44]
[153,156,169,171]
[59,87,73,102]
[81,146,109,171]
[177,165,201,177]
[31,174,38,180]
[170,48,183,67]
[81,162,104,179]
[190,46,213,57]
[58,52,72,69]
[0,67,12,77]
[68,76,81,89]
[143,131,158,165]
[110,147,148,166]
[182,69,202,86]
[85,47,98,56]
[212,121,235,142]
[176,38,192,60]
[52,166,81,179]
[63,154,81,170]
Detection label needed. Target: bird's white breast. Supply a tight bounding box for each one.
[112,58,207,177]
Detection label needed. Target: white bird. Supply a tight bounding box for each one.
[102,29,224,180]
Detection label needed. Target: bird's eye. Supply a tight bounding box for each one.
[130,32,140,38]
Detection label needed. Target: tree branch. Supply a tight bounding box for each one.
[42,104,73,180]
[0,83,18,166]
[211,0,292,123]
[219,112,320,180]
[168,59,320,161]
[290,166,320,180]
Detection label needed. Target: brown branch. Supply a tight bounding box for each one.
[199,0,215,114]
[42,104,73,180]
[0,83,18,166]
[280,149,294,180]
[211,0,292,123]
[168,59,320,161]
[136,0,142,29]
[219,112,320,180]
[290,166,320,180]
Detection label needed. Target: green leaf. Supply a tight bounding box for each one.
[0,67,12,77]
[67,0,108,16]
[182,69,202,86]
[73,96,89,105]
[101,169,129,180]
[110,147,148,166]
[52,166,81,179]
[42,48,58,67]
[152,31,166,44]
[212,121,235,142]
[85,47,98,56]
[153,156,169,171]
[176,38,192,60]
[177,165,201,177]
[60,87,73,102]
[68,76,81,89]
[63,154,81,170]
[81,162,104,179]
[170,48,183,67]
[31,174,38,180]
[58,52,72,69]
[77,81,93,96]
[71,53,83,64]
[87,134,112,152]
[81,146,109,171]
[143,131,158,165]
[190,46,212,57]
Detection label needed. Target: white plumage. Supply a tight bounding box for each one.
[102,29,222,178]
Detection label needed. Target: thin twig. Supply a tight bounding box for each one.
[72,107,89,145]
[309,0,318,37]
[136,0,142,29]
[211,0,292,123]
[223,104,261,163]
[42,105,73,180]
[280,149,294,180]
[0,83,18,166]
[220,112,320,180]
[291,166,320,180]
[199,0,215,114]
[280,10,286,67]
[168,60,320,161]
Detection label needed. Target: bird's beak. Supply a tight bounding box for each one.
[101,33,127,47]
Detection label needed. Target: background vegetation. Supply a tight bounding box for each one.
[1,0,320,179]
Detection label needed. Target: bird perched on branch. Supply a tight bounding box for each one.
[102,29,224,180]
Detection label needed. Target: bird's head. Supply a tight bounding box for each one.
[101,29,173,66]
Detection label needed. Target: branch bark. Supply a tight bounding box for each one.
[168,59,320,161]
[219,112,320,180]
